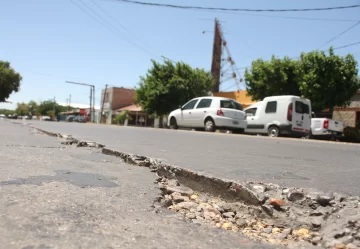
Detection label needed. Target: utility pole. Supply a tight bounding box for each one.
[211,18,222,93]
[53,96,56,119]
[65,81,95,122]
[92,86,95,123]
[101,84,108,124]
[69,94,71,111]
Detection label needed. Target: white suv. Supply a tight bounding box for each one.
[167,96,247,133]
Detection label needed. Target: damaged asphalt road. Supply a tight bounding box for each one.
[0,121,279,249]
[29,121,360,196]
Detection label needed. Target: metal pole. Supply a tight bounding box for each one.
[90,88,92,122]
[69,94,71,111]
[92,86,95,123]
[101,84,108,124]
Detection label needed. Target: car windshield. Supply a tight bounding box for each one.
[220,100,243,110]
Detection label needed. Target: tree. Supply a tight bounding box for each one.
[244,56,301,101]
[245,48,360,111]
[36,100,70,116]
[112,110,132,125]
[15,102,29,116]
[298,48,359,111]
[27,100,38,116]
[136,60,214,117]
[0,61,22,102]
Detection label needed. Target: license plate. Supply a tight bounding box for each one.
[233,120,239,125]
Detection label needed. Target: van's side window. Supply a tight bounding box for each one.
[245,108,257,116]
[265,101,277,113]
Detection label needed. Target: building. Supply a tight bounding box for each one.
[213,90,256,108]
[115,104,155,127]
[333,91,360,128]
[100,87,136,124]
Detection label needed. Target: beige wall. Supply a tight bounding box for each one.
[348,94,360,108]
[333,111,356,127]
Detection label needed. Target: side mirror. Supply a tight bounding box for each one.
[179,105,183,110]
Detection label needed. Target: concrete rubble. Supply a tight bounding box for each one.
[30,125,360,248]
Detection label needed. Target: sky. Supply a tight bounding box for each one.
[1,0,360,110]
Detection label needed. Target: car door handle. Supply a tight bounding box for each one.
[189,112,191,114]
[204,111,206,113]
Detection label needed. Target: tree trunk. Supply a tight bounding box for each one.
[159,116,163,128]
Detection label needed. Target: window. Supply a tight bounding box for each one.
[245,108,257,116]
[196,99,212,109]
[220,100,243,110]
[295,101,310,114]
[265,101,277,113]
[182,99,198,110]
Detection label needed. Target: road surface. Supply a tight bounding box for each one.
[27,121,360,196]
[0,120,277,249]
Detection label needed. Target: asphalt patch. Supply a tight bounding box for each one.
[0,170,119,188]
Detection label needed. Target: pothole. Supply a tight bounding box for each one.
[29,125,360,249]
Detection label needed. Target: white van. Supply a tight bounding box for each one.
[244,95,312,137]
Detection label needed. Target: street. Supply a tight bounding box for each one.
[28,121,360,196]
[0,120,277,249]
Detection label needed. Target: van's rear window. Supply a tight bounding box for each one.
[220,100,243,110]
[295,101,310,114]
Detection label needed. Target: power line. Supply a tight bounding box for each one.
[70,0,159,58]
[334,41,360,50]
[90,0,158,54]
[111,0,360,12]
[319,20,360,48]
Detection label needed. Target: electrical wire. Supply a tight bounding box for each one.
[70,0,159,58]
[333,41,360,50]
[111,0,360,12]
[90,0,158,54]
[319,21,360,48]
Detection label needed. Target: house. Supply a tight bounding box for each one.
[100,87,136,124]
[333,91,360,128]
[115,104,155,127]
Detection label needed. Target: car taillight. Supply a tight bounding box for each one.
[323,119,329,129]
[244,113,247,119]
[217,108,224,116]
[287,103,293,121]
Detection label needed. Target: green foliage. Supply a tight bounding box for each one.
[245,48,360,111]
[136,60,214,116]
[0,61,22,102]
[47,110,55,117]
[27,100,38,116]
[0,109,16,116]
[298,48,359,111]
[15,102,29,116]
[36,100,68,115]
[244,56,301,101]
[112,110,132,125]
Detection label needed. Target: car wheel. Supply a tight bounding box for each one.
[268,126,280,137]
[204,118,216,132]
[169,117,178,130]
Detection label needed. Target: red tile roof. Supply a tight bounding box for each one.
[117,104,142,112]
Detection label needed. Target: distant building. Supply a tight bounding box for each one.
[100,87,136,124]
[213,90,256,108]
[333,91,360,128]
[115,104,155,127]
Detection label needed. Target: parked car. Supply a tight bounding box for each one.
[167,96,247,133]
[42,116,51,121]
[73,116,87,123]
[0,114,5,119]
[309,112,344,139]
[244,95,312,137]
[66,115,75,122]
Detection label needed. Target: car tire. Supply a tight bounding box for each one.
[268,126,280,137]
[204,118,216,132]
[169,117,178,130]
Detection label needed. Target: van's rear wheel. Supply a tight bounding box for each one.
[268,126,280,137]
[170,117,178,130]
